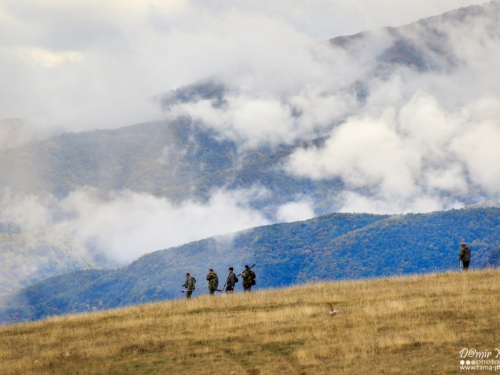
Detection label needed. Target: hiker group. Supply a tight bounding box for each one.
[182,265,256,299]
[182,242,472,298]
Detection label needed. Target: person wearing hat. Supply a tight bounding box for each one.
[241,265,256,292]
[459,243,471,271]
[225,267,237,292]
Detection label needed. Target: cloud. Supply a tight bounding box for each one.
[167,89,358,149]
[276,198,315,222]
[0,0,486,137]
[273,2,500,213]
[286,85,500,213]
[0,187,273,264]
[287,107,421,197]
[0,184,319,293]
[0,0,498,216]
[450,118,500,193]
[288,91,499,206]
[0,191,55,231]
[338,191,463,215]
[0,118,58,150]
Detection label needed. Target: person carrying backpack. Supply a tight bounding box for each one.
[206,269,219,296]
[241,265,256,292]
[459,243,471,272]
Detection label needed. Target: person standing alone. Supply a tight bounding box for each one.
[206,269,219,296]
[459,243,471,272]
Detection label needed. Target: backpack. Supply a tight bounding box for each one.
[250,270,256,285]
[235,277,239,283]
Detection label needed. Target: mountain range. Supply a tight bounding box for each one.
[1,206,500,323]
[1,1,500,314]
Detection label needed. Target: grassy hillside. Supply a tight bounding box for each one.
[1,269,499,374]
[3,207,500,323]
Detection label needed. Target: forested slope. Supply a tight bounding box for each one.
[2,207,500,323]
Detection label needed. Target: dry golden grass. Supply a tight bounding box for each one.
[1,270,500,374]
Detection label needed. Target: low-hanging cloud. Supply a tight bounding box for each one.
[1,185,319,262]
[277,3,500,214]
[167,89,358,150]
[0,0,486,138]
[276,198,316,223]
[0,1,498,222]
[0,185,318,295]
[0,187,275,264]
[286,84,500,213]
[160,4,500,214]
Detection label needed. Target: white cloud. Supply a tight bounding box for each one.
[286,108,422,198]
[0,0,487,135]
[0,0,498,217]
[52,187,271,263]
[286,86,500,211]
[0,191,54,231]
[0,185,324,265]
[338,191,463,215]
[276,199,316,223]
[451,121,500,193]
[168,89,358,149]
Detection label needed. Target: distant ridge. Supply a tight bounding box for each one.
[1,207,500,323]
[1,0,500,307]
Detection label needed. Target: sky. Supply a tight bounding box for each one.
[0,0,487,140]
[0,0,498,268]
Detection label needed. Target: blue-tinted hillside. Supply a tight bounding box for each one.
[2,207,500,324]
